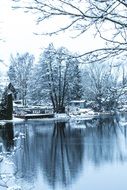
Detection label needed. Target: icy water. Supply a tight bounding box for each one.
[0,113,127,190]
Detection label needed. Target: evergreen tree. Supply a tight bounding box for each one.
[68,61,83,100]
[0,85,13,120]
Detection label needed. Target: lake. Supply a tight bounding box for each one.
[0,113,127,190]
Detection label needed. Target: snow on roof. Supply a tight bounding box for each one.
[70,100,87,103]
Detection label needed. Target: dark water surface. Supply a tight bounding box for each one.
[0,113,127,190]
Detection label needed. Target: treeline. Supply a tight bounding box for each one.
[8,44,127,113]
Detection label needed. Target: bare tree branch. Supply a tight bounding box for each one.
[12,0,127,59]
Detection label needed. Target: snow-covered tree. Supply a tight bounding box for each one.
[69,62,83,100]
[29,44,83,112]
[8,52,34,105]
[82,62,127,111]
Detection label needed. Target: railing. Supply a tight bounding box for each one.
[14,106,54,116]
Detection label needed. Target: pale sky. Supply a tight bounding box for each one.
[0,0,105,72]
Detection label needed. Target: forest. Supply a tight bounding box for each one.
[0,43,126,115]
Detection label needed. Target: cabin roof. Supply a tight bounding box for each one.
[70,100,87,103]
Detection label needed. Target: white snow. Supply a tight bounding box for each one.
[54,113,70,121]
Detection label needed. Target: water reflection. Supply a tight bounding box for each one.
[13,121,84,189]
[0,114,127,189]
[44,122,84,188]
[0,122,14,152]
[82,115,127,166]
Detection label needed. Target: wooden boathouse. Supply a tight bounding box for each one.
[14,106,54,120]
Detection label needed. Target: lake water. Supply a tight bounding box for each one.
[0,113,127,190]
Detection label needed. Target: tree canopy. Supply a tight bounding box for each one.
[8,52,34,105]
[29,44,83,112]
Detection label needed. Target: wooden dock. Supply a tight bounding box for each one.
[14,113,54,120]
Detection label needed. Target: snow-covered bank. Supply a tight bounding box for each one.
[0,110,126,125]
[54,113,70,122]
[0,117,24,125]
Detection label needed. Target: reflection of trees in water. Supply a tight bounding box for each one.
[0,123,14,152]
[12,114,127,189]
[83,114,127,166]
[41,122,84,188]
[13,121,84,189]
[13,121,55,187]
[13,122,37,182]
